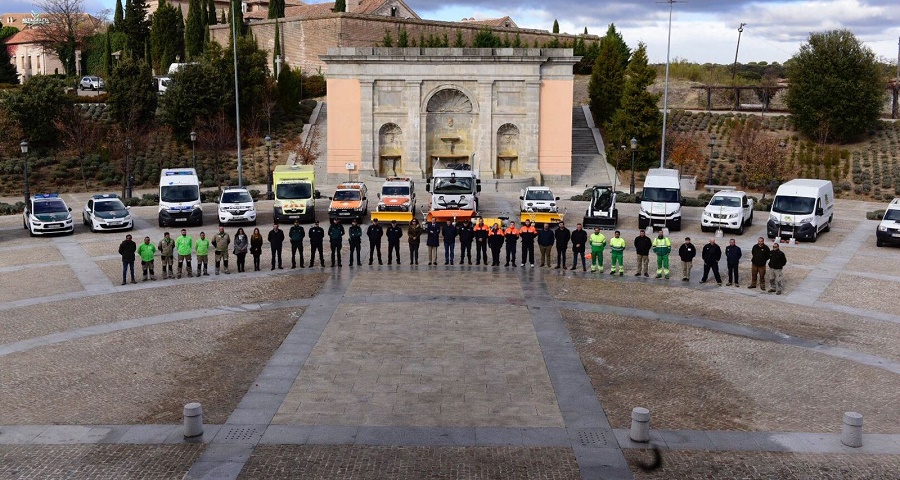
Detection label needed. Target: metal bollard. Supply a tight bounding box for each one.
[183,402,204,439]
[841,411,863,447]
[630,407,651,442]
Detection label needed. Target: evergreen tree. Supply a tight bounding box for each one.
[334,0,346,13]
[552,20,559,34]
[603,24,630,70]
[588,32,628,126]
[584,27,587,35]
[512,33,522,48]
[472,28,501,48]
[207,0,217,25]
[176,6,186,59]
[113,0,125,31]
[122,0,150,59]
[0,28,19,83]
[606,43,661,170]
[453,29,465,48]
[268,0,285,18]
[185,0,205,59]
[272,19,281,76]
[397,27,408,47]
[230,0,245,37]
[381,30,393,47]
[103,32,112,76]
[151,0,183,73]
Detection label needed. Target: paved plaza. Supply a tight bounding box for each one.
[0,192,899,479]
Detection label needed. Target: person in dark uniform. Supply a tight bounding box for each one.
[386,220,403,265]
[407,218,423,265]
[289,220,306,268]
[328,218,345,267]
[348,219,363,267]
[441,220,458,265]
[119,233,137,285]
[504,221,519,267]
[426,219,441,266]
[367,219,384,265]
[570,223,588,271]
[308,220,325,268]
[267,224,284,270]
[473,218,489,265]
[488,223,505,266]
[518,219,537,267]
[554,221,570,269]
[458,219,474,265]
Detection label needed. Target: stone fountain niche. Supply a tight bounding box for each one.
[425,88,475,175]
[379,123,403,176]
[496,123,519,178]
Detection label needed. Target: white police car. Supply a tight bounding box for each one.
[23,194,75,236]
[83,194,133,232]
[218,187,257,225]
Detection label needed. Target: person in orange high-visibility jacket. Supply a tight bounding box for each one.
[473,219,490,265]
[503,221,519,267]
[518,220,538,267]
[487,223,505,266]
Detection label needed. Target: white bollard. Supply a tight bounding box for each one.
[183,402,204,439]
[841,411,863,447]
[630,407,651,443]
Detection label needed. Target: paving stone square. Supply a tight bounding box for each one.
[0,444,204,479]
[821,274,898,315]
[0,264,82,303]
[273,302,563,427]
[347,270,524,298]
[0,244,62,267]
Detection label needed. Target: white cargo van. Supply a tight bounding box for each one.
[767,179,833,242]
[639,168,682,231]
[158,168,203,227]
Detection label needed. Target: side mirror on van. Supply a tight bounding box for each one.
[519,196,524,200]
[314,190,321,199]
[816,207,824,216]
[377,193,381,199]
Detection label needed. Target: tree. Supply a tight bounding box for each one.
[785,29,883,144]
[122,0,150,58]
[272,19,281,75]
[743,137,788,200]
[453,29,465,48]
[588,33,628,127]
[185,0,205,59]
[207,0,217,25]
[277,66,302,117]
[103,31,111,76]
[197,111,235,188]
[552,20,559,34]
[107,56,157,130]
[268,0,285,18]
[55,104,105,189]
[0,21,19,84]
[112,0,124,31]
[0,25,19,41]
[215,34,269,125]
[381,29,393,47]
[34,0,101,75]
[151,0,183,73]
[602,24,630,70]
[666,130,707,179]
[472,27,501,48]
[606,43,661,170]
[159,61,225,139]
[3,75,66,146]
[229,0,245,37]
[397,27,408,47]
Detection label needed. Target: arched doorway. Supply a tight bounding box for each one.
[425,88,475,176]
[497,123,519,178]
[379,123,402,176]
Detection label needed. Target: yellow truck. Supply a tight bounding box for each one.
[520,186,563,226]
[371,177,416,223]
[272,164,316,223]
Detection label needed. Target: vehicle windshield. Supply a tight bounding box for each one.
[709,196,741,208]
[382,186,410,196]
[883,209,900,221]
[525,190,554,201]
[33,200,68,214]
[333,190,361,201]
[160,185,200,203]
[95,199,126,212]
[642,187,680,203]
[772,195,815,215]
[433,177,473,194]
[276,183,312,200]
[222,191,253,203]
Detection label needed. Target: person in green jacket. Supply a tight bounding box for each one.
[609,230,626,276]
[175,229,194,279]
[137,236,157,281]
[651,231,672,279]
[589,227,607,273]
[195,231,211,276]
[328,219,345,267]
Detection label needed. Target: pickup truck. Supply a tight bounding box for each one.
[701,190,754,235]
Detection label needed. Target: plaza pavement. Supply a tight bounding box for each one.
[0,191,899,479]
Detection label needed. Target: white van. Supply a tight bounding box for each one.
[639,168,682,231]
[767,179,833,242]
[158,168,203,227]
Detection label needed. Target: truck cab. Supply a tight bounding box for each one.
[372,177,416,223]
[876,198,900,247]
[272,164,316,223]
[767,179,834,242]
[425,166,480,224]
[158,168,203,227]
[520,186,562,226]
[328,182,368,222]
[701,190,754,234]
[639,168,682,231]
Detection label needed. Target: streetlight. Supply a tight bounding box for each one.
[659,0,676,168]
[190,130,197,170]
[707,133,717,185]
[124,139,134,199]
[265,135,273,200]
[20,140,29,204]
[629,137,638,195]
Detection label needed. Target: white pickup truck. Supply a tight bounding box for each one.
[701,190,754,235]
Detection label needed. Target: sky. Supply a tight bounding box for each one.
[5,0,899,66]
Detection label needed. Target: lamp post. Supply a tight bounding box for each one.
[265,135,273,200]
[707,133,717,185]
[190,130,197,171]
[629,137,638,195]
[124,138,133,199]
[20,140,29,204]
[659,0,676,168]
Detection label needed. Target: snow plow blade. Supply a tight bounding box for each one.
[426,210,477,224]
[520,212,563,226]
[370,211,414,224]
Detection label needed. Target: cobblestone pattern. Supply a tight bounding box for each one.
[274,302,563,427]
[0,245,63,267]
[238,445,581,479]
[0,309,299,424]
[0,265,83,303]
[624,450,900,479]
[0,444,204,479]
[848,250,900,277]
[347,271,524,298]
[821,274,900,316]
[0,274,325,345]
[548,276,900,363]
[563,310,900,433]
[81,238,130,257]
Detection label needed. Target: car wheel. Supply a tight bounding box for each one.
[29,227,35,237]
[737,223,744,235]
[158,220,165,227]
[89,221,95,233]
[810,229,818,243]
[747,212,753,226]
[877,239,883,247]
[823,216,832,232]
